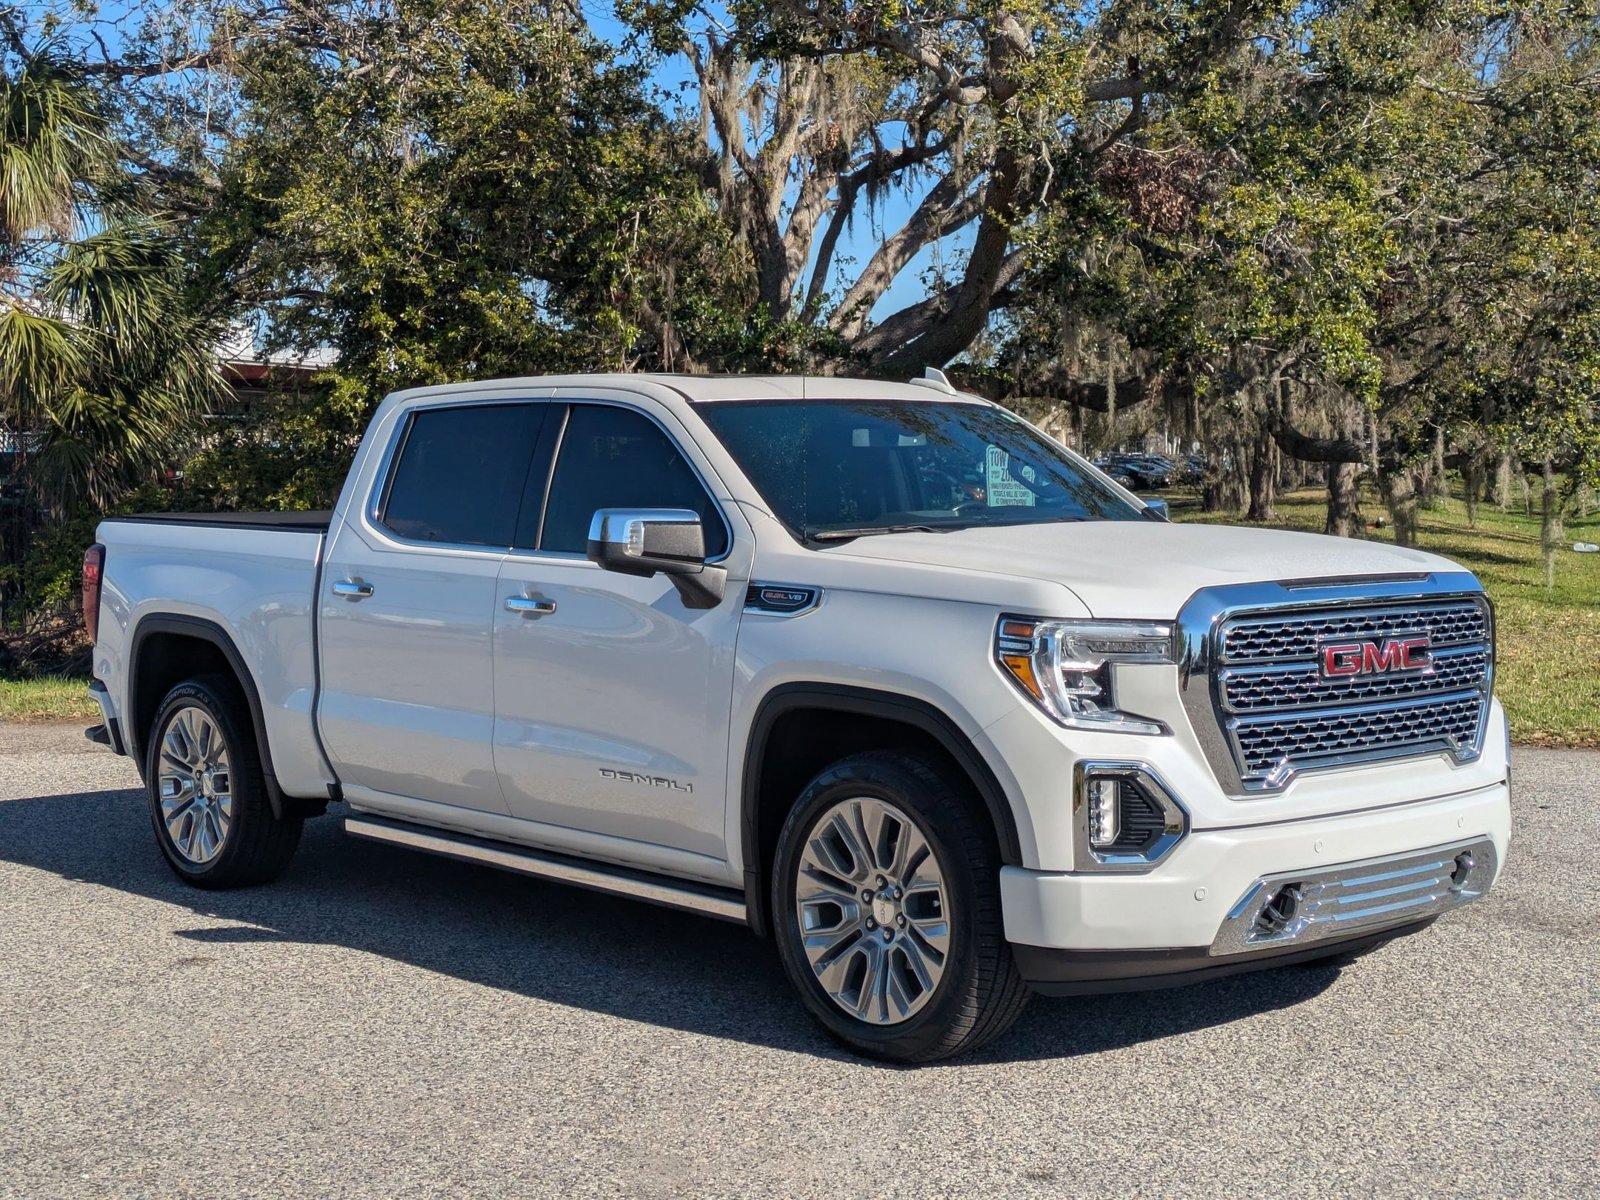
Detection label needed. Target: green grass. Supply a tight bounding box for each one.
[1174,486,1600,748]
[0,675,99,723]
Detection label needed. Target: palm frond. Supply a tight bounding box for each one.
[0,302,84,417]
[0,58,111,245]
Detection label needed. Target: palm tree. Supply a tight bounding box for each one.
[1,52,217,516]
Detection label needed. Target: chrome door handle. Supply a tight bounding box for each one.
[332,579,374,599]
[505,595,557,617]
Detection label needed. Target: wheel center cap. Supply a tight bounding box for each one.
[871,892,897,927]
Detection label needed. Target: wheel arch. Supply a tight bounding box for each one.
[128,614,291,818]
[739,682,1022,937]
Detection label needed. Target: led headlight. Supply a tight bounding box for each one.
[996,616,1173,735]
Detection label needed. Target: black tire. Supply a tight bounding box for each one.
[144,674,302,888]
[771,750,1030,1063]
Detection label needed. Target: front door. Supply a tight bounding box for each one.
[491,400,747,863]
[318,400,547,813]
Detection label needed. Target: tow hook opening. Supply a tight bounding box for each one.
[1451,850,1476,889]
[1256,884,1303,935]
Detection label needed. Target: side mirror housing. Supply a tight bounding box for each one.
[586,508,726,609]
[1142,497,1170,522]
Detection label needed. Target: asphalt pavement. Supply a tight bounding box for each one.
[1,723,1594,1199]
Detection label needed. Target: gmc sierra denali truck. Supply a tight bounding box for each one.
[83,372,1510,1062]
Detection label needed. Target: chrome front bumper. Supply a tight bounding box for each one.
[1209,837,1497,957]
[1002,784,1509,995]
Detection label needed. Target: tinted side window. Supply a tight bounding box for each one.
[541,405,728,556]
[380,404,542,546]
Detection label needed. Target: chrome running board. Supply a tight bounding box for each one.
[344,814,748,924]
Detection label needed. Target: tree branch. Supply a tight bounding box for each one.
[831,169,984,340]
[1268,410,1366,464]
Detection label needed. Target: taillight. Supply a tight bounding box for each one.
[82,543,105,642]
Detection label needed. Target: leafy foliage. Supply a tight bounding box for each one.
[0,0,1594,632]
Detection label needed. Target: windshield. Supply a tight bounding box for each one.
[698,400,1144,541]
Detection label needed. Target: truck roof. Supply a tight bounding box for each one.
[383,372,986,406]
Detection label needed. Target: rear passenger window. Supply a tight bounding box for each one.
[539,405,728,556]
[380,404,541,546]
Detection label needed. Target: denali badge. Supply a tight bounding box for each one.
[599,768,693,793]
[1319,635,1433,678]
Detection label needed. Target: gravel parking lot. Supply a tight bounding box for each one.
[1,723,1595,1199]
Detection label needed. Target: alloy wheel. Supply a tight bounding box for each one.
[156,705,233,865]
[793,796,951,1025]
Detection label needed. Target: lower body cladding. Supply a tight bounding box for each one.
[1000,780,1510,995]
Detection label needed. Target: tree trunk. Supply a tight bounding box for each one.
[1246,417,1276,521]
[1492,452,1512,509]
[1104,341,1118,437]
[1462,451,1482,528]
[1378,465,1421,547]
[1325,461,1363,537]
[1425,426,1448,502]
[1540,458,1562,589]
[1228,430,1251,513]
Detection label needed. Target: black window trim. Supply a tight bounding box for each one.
[508,396,736,565]
[367,398,550,554]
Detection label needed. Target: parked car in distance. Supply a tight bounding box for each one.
[1092,455,1143,490]
[1103,453,1173,489]
[84,370,1510,1062]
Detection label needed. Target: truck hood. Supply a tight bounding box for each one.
[824,519,1466,618]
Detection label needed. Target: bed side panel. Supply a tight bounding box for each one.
[94,519,334,798]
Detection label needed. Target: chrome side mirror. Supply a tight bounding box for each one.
[586,508,726,609]
[1142,497,1170,522]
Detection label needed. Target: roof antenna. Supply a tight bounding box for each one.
[911,366,957,395]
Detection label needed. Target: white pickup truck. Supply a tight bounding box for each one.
[83,372,1509,1061]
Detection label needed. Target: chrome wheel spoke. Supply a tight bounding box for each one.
[895,936,937,993]
[162,795,195,838]
[812,936,865,992]
[793,795,950,1027]
[189,813,210,860]
[885,948,921,1020]
[852,943,887,1021]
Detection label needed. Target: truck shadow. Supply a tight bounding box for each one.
[0,785,1339,1066]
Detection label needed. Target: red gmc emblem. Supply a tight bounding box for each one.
[1320,635,1433,678]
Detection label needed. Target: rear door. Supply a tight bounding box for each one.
[318,399,547,812]
[490,397,749,864]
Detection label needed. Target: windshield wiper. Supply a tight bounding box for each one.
[808,523,960,543]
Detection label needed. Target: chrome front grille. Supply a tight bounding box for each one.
[1177,575,1495,795]
[1231,692,1486,781]
[1221,600,1488,663]
[1209,837,1497,957]
[1221,645,1491,712]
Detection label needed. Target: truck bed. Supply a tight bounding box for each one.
[94,508,335,800]
[103,511,333,531]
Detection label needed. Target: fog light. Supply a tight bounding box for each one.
[1073,762,1188,873]
[1086,778,1121,847]
[1257,884,1302,935]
